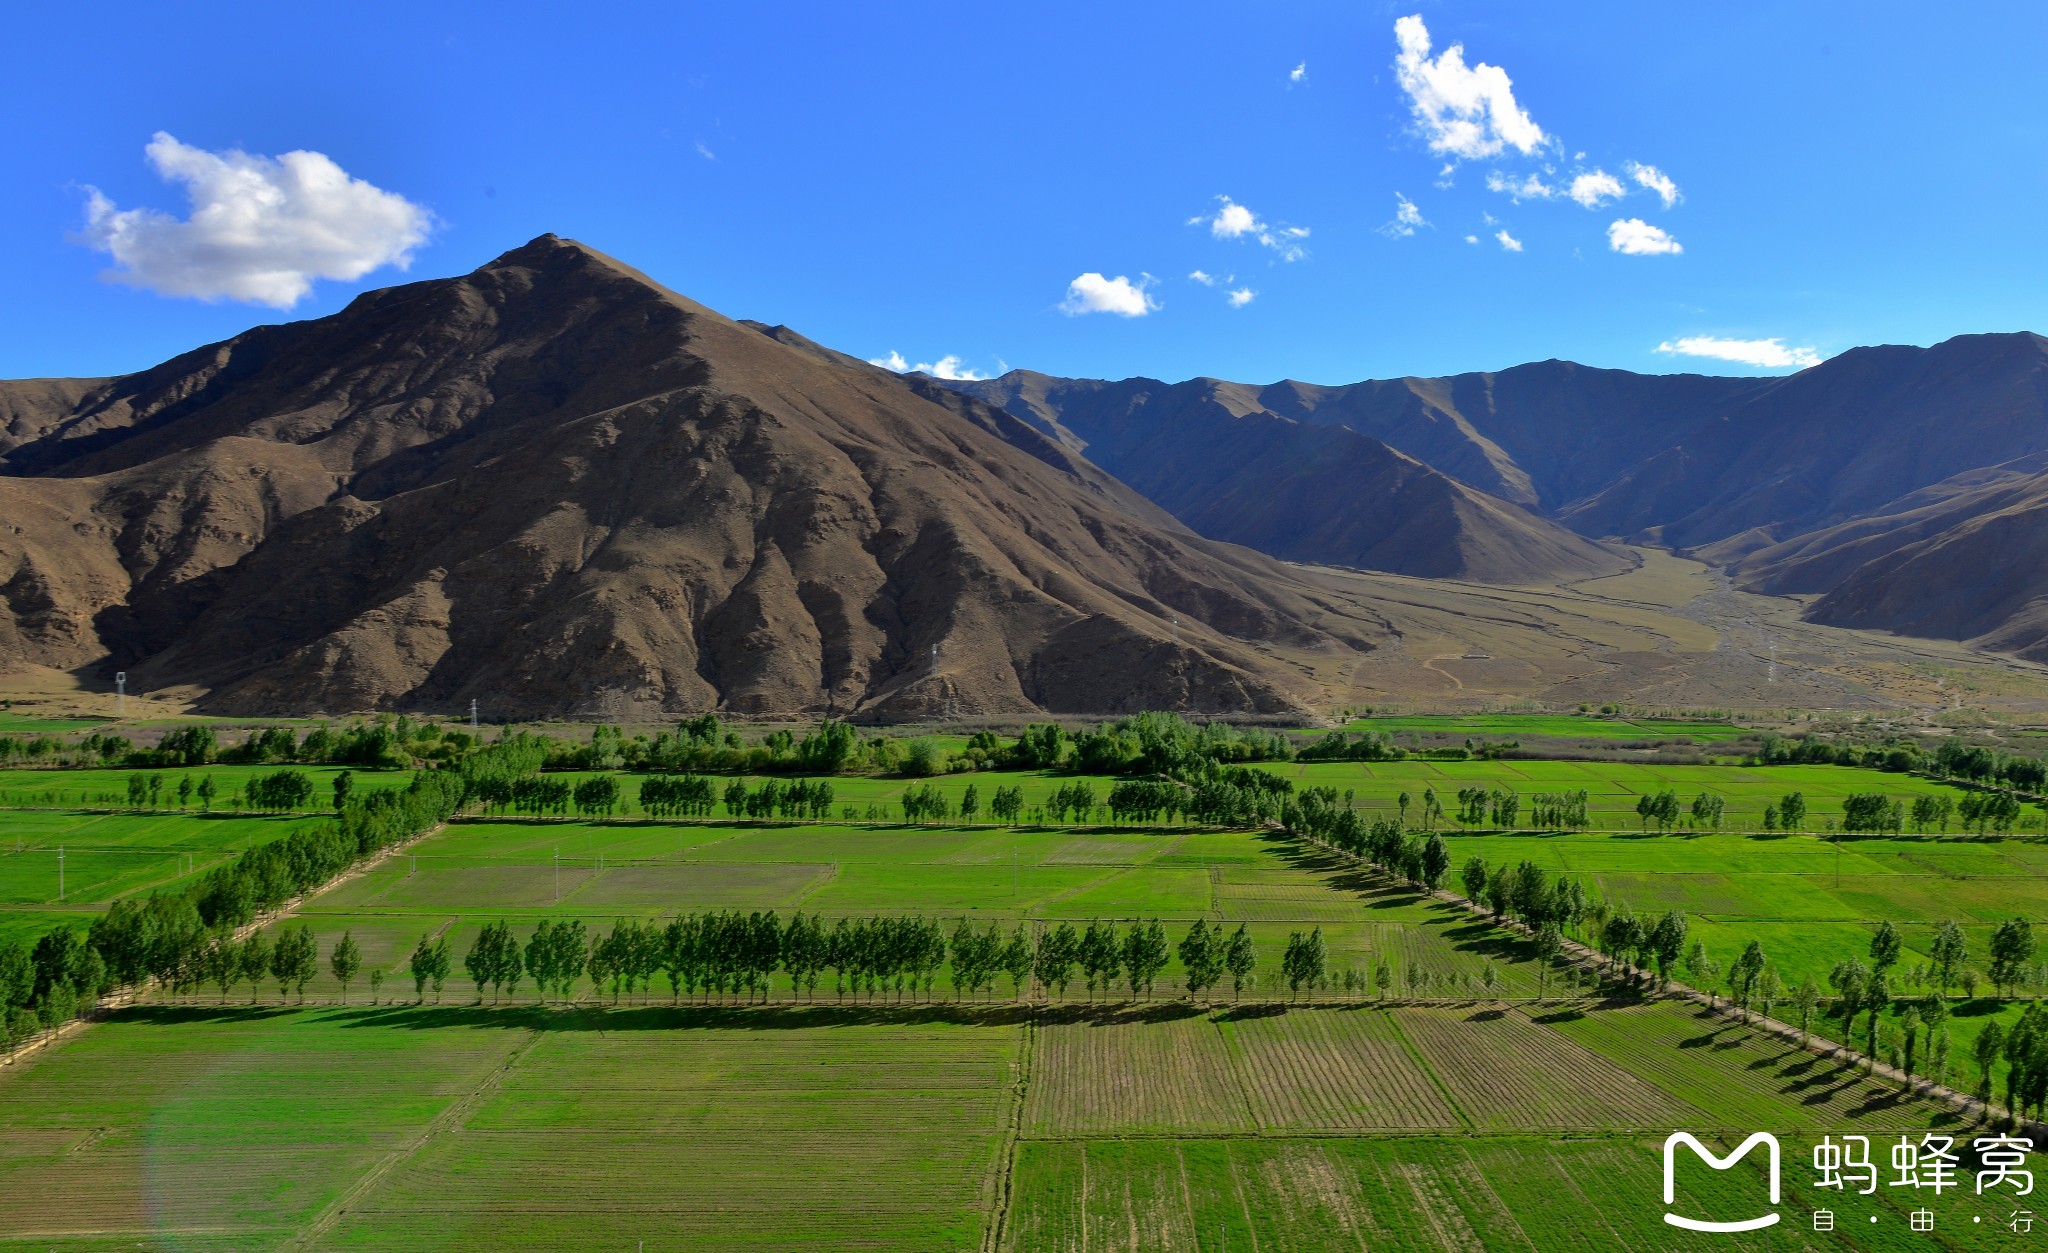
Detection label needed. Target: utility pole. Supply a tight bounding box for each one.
[57,846,64,902]
[555,848,560,904]
[470,699,479,731]
[115,672,126,717]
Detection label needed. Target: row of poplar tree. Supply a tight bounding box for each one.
[415,914,1278,1004]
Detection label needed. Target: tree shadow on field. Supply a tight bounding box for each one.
[300,997,1218,1034]
[111,1004,301,1026]
[1215,1003,1287,1022]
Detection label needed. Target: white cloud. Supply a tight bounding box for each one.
[1059,272,1158,317]
[1393,14,1546,161]
[1226,287,1256,308]
[1628,161,1681,208]
[1190,196,1310,261]
[694,140,717,161]
[1607,218,1682,255]
[1464,234,1480,244]
[1289,61,1307,84]
[1567,169,1626,209]
[1656,336,1822,369]
[1188,269,1215,286]
[1485,170,1555,202]
[867,351,987,380]
[1495,229,1523,252]
[1378,193,1428,238]
[76,132,431,308]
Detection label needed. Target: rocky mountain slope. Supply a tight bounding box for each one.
[960,333,2048,659]
[0,236,1396,718]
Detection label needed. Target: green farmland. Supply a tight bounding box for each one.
[1343,712,1753,743]
[1,741,2044,1248]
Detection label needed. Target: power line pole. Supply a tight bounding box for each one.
[115,672,126,717]
[470,699,479,731]
[57,846,64,902]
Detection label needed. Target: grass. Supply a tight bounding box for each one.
[1,755,2042,1247]
[1341,712,1752,742]
[0,762,398,810]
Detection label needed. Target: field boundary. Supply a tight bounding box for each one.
[979,1013,1035,1253]
[285,1024,547,1249]
[0,819,450,1069]
[1287,825,2048,1139]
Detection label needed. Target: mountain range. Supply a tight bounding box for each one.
[3,234,2045,717]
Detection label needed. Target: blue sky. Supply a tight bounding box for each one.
[6,0,2047,385]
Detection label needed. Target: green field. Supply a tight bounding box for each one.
[0,763,397,811]
[1,745,2042,1248]
[1342,713,1753,743]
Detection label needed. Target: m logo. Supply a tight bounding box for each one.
[1663,1132,1782,1232]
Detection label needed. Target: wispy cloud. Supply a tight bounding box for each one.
[1058,272,1159,317]
[1379,194,1428,238]
[1393,14,1546,160]
[1188,269,1216,286]
[1567,170,1625,209]
[867,351,987,380]
[694,140,716,161]
[1189,196,1310,261]
[76,131,431,308]
[1656,336,1821,369]
[1607,218,1682,255]
[1627,161,1681,208]
[1485,171,1555,202]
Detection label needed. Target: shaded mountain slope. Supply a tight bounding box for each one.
[948,373,1629,583]
[0,236,1393,718]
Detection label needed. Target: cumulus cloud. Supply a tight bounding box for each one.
[1289,61,1307,84]
[1464,234,1480,244]
[1227,287,1256,308]
[1379,193,1428,238]
[1607,218,1682,255]
[1059,272,1158,317]
[1656,336,1822,369]
[1628,161,1681,208]
[1485,171,1555,202]
[1567,170,1626,209]
[1189,269,1216,285]
[1190,196,1310,260]
[867,351,987,380]
[1495,229,1523,252]
[1393,14,1546,161]
[76,132,431,308]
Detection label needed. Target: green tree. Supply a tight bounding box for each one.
[409,933,437,1001]
[959,783,980,824]
[1460,857,1487,903]
[1790,976,1820,1045]
[1122,921,1169,999]
[1034,923,1079,999]
[1974,1020,2006,1104]
[1779,792,1807,830]
[1869,920,1902,974]
[1988,918,2036,997]
[1862,970,1890,1059]
[1178,920,1224,998]
[1683,940,1718,1005]
[238,931,271,1004]
[1000,924,1034,998]
[1730,941,1767,1020]
[330,931,361,1003]
[1533,922,1563,1000]
[1929,921,1968,996]
[1647,911,1688,989]
[1223,924,1256,999]
[1374,958,1393,1001]
[332,769,354,812]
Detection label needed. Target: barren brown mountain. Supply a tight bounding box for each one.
[0,235,1401,718]
[944,372,1631,583]
[963,333,2048,659]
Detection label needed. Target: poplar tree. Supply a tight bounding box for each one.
[1224,924,1256,999]
[330,931,361,1003]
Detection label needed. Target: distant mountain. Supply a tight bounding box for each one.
[0,236,1394,718]
[942,373,1630,584]
[959,334,2048,659]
